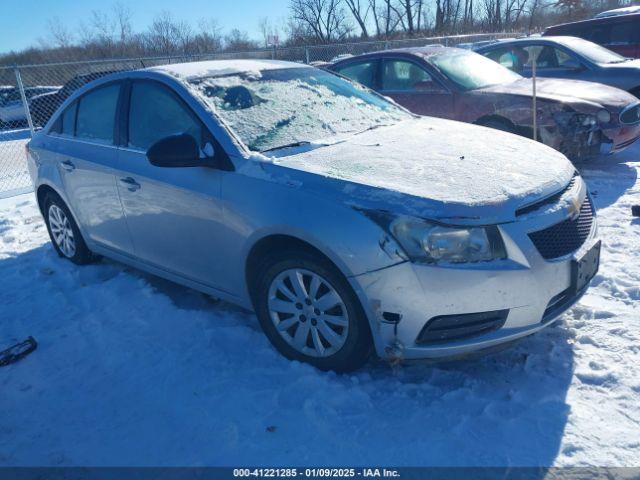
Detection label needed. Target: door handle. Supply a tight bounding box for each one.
[60,160,75,172]
[119,177,141,192]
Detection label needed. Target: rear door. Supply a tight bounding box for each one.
[51,82,133,253]
[379,57,454,118]
[115,79,230,289]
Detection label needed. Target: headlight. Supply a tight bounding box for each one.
[389,217,507,264]
[596,109,611,124]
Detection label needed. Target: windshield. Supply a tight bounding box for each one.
[189,67,411,152]
[431,50,522,90]
[560,37,627,64]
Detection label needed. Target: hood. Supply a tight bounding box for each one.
[479,78,635,110]
[601,58,640,70]
[260,118,575,225]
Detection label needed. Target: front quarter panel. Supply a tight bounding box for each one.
[218,160,406,303]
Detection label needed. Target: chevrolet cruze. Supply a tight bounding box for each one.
[26,60,601,372]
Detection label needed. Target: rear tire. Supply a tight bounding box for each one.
[252,248,373,372]
[43,192,96,265]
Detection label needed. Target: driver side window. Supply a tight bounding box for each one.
[382,59,434,91]
[128,81,202,151]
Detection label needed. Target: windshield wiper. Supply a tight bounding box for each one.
[261,141,312,153]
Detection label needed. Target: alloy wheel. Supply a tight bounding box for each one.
[48,204,76,258]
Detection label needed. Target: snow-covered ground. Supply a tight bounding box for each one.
[0,144,639,467]
[0,128,31,197]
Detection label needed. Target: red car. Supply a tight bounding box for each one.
[330,46,640,159]
[544,13,640,59]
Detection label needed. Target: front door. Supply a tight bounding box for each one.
[379,58,455,119]
[115,80,229,290]
[54,82,133,253]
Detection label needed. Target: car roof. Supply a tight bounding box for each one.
[477,35,584,50]
[332,45,467,64]
[147,59,310,79]
[595,5,640,18]
[545,12,640,31]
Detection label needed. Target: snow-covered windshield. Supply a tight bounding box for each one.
[431,50,522,90]
[189,67,410,152]
[560,37,627,64]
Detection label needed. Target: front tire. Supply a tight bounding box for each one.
[253,249,373,372]
[43,193,96,265]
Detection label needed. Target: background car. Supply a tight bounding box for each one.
[27,60,600,372]
[330,46,640,159]
[594,6,640,18]
[29,71,114,127]
[0,86,59,128]
[543,13,640,58]
[476,36,640,98]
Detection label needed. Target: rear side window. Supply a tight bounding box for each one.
[128,81,202,151]
[334,61,377,89]
[75,84,120,145]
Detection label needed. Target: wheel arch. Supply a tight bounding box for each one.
[245,234,339,304]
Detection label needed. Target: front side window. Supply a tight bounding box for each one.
[381,60,433,91]
[75,84,120,145]
[335,61,377,89]
[189,67,410,153]
[128,81,202,151]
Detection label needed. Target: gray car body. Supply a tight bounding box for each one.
[26,60,599,361]
[475,36,640,96]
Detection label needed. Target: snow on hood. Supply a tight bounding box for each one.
[480,77,637,110]
[263,117,575,224]
[148,59,309,81]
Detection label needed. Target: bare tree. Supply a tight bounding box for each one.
[344,0,371,37]
[289,0,352,42]
[224,29,258,51]
[113,3,133,46]
[45,17,74,48]
[146,11,193,54]
[194,18,223,52]
[258,17,280,47]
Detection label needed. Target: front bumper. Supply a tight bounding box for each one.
[350,188,599,361]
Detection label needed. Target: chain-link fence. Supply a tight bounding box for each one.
[0,31,513,198]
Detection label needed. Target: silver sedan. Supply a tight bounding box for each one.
[27,60,600,371]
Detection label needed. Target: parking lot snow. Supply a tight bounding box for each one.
[0,145,639,467]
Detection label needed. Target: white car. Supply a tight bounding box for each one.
[0,86,59,127]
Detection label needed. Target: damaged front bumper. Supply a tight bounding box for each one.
[348,190,599,362]
[540,111,640,160]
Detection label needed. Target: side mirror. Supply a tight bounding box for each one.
[147,133,206,168]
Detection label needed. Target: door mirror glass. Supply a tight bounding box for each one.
[147,133,202,168]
